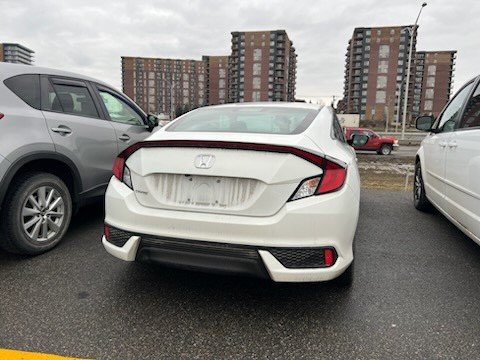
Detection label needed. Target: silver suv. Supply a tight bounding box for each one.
[0,63,157,255]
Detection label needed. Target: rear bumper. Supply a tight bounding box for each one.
[103,176,359,282]
[103,232,350,282]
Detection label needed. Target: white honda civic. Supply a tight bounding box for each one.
[102,103,366,283]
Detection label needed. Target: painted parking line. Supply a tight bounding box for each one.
[0,349,87,359]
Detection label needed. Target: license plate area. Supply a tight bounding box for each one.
[156,173,259,209]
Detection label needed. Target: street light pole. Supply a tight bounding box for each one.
[395,83,402,133]
[401,2,427,140]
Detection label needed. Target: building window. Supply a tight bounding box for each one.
[425,88,434,99]
[366,30,371,36]
[253,77,261,90]
[219,79,226,89]
[426,77,435,88]
[252,91,261,102]
[378,60,389,73]
[253,49,262,61]
[377,76,387,88]
[253,63,262,76]
[376,90,386,104]
[219,69,226,79]
[424,100,433,111]
[379,45,390,59]
[377,29,382,36]
[427,65,436,76]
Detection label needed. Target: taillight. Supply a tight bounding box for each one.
[316,160,347,195]
[290,158,347,201]
[0,113,4,120]
[112,156,125,181]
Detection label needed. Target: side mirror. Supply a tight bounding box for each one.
[415,115,434,132]
[347,134,369,147]
[146,114,159,131]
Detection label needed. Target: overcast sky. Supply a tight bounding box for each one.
[1,0,478,104]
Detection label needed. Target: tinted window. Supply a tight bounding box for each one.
[43,80,99,118]
[99,90,143,126]
[167,106,319,135]
[435,81,474,133]
[459,82,480,129]
[4,74,41,109]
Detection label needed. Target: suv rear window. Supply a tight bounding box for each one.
[167,106,320,135]
[4,74,41,109]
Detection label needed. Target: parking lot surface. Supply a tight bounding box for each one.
[0,189,479,359]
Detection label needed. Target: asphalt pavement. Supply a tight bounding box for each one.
[0,189,479,359]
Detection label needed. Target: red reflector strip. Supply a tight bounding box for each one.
[323,248,335,267]
[104,224,111,240]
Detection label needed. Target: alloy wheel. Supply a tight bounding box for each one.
[21,186,65,242]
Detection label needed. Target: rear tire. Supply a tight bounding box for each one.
[0,172,72,255]
[378,144,392,155]
[413,161,432,212]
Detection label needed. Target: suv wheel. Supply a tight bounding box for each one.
[413,161,432,211]
[0,172,72,255]
[378,144,392,155]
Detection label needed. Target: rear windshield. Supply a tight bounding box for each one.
[166,106,320,135]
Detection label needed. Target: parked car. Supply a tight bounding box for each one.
[414,75,480,245]
[0,63,158,255]
[344,127,399,155]
[102,103,369,284]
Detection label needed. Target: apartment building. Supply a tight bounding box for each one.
[203,55,230,105]
[342,26,417,123]
[122,57,206,116]
[413,50,456,118]
[229,30,296,103]
[0,43,34,65]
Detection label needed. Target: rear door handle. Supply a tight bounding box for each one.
[439,141,447,148]
[119,134,131,142]
[448,140,458,149]
[51,127,72,135]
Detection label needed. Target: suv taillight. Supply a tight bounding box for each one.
[0,113,4,120]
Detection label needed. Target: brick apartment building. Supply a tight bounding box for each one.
[229,30,297,102]
[121,57,207,116]
[122,30,297,116]
[0,43,34,65]
[342,25,418,124]
[203,55,230,105]
[413,50,456,118]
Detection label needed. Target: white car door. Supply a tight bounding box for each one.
[422,81,475,209]
[444,80,480,242]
